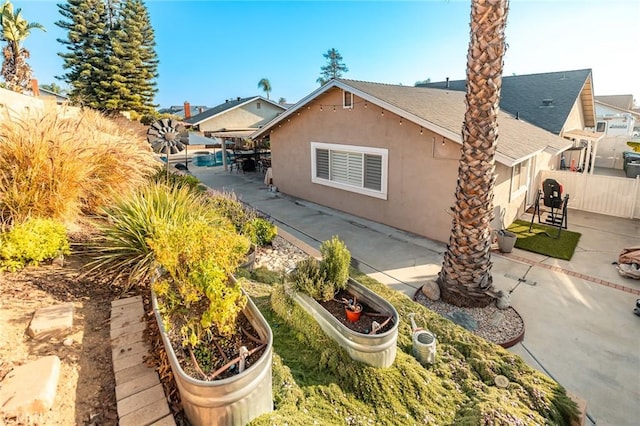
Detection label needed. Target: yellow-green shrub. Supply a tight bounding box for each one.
[150,219,250,346]
[0,218,70,271]
[243,217,277,247]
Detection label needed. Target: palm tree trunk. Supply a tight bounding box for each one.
[438,0,509,308]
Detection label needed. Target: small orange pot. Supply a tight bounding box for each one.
[345,305,362,322]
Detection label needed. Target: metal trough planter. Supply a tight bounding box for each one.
[287,278,399,368]
[151,287,273,426]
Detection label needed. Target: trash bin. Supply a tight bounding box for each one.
[497,230,517,253]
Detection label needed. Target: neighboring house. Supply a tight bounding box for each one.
[421,69,604,177]
[38,87,69,105]
[158,102,210,120]
[595,94,634,111]
[184,96,286,142]
[593,97,640,168]
[251,79,572,243]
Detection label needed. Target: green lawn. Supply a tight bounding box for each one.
[241,268,579,425]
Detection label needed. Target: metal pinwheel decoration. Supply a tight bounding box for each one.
[146,118,190,174]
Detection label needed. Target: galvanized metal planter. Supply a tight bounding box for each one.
[151,288,273,426]
[287,278,399,368]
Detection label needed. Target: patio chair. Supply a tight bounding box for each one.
[529,178,569,238]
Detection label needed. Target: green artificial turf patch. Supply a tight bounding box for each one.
[507,219,581,260]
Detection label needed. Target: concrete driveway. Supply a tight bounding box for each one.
[191,165,640,426]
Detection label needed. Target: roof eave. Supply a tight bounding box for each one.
[251,80,463,143]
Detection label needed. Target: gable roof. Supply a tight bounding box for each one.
[184,96,286,126]
[38,87,69,102]
[595,99,640,119]
[419,69,595,135]
[595,95,634,111]
[252,79,572,167]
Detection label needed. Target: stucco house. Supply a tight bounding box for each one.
[251,79,574,243]
[185,96,286,143]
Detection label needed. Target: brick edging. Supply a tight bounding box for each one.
[493,251,640,296]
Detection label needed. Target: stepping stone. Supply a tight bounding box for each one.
[27,303,74,339]
[0,356,61,418]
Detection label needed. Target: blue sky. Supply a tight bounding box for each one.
[12,0,640,108]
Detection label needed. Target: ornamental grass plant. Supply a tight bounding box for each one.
[0,107,156,225]
[86,180,227,287]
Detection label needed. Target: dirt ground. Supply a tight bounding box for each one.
[0,253,119,425]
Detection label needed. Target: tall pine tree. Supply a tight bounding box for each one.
[111,0,157,115]
[56,0,110,109]
[56,0,157,115]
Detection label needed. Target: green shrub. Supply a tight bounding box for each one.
[86,181,227,288]
[207,190,256,233]
[290,257,334,301]
[150,219,250,345]
[319,236,350,290]
[243,217,277,247]
[151,169,205,193]
[0,218,70,271]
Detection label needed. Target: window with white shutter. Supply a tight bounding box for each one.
[311,142,387,199]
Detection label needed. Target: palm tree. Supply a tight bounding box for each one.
[436,0,510,308]
[258,78,271,99]
[0,0,45,93]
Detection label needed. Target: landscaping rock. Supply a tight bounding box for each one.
[0,356,61,419]
[420,280,441,301]
[27,303,74,339]
[444,310,478,331]
[490,311,506,327]
[496,290,511,310]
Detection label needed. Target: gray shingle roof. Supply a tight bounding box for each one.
[184,97,257,125]
[340,79,571,165]
[594,95,634,111]
[252,79,572,166]
[418,69,593,135]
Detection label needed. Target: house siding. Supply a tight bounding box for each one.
[272,88,477,243]
[564,98,587,133]
[198,100,282,132]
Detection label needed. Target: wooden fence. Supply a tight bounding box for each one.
[541,170,640,219]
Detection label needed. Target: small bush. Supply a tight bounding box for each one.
[290,257,334,301]
[319,236,351,290]
[151,169,205,193]
[243,217,277,247]
[207,190,256,233]
[0,218,70,271]
[151,219,250,345]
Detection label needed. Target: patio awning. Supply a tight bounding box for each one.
[187,133,220,145]
[562,129,605,142]
[208,130,256,139]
